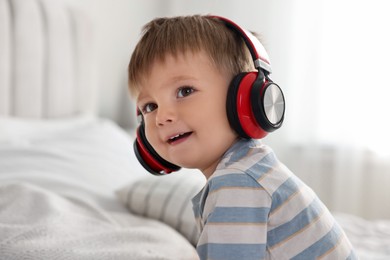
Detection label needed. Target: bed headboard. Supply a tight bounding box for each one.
[0,0,97,118]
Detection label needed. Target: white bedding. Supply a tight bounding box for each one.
[0,116,141,211]
[334,212,390,260]
[0,183,198,260]
[0,116,198,260]
[1,116,389,260]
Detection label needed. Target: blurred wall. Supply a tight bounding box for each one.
[63,0,170,128]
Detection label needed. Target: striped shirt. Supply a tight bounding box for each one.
[191,139,357,260]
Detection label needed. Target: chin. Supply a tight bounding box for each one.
[170,158,198,170]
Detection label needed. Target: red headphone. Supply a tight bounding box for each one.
[133,16,285,175]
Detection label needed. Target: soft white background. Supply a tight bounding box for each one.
[60,0,389,219]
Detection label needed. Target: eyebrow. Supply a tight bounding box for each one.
[136,74,198,103]
[169,75,197,84]
[136,93,147,105]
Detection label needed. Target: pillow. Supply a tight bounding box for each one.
[116,169,206,245]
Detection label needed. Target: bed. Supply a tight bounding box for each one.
[0,0,389,259]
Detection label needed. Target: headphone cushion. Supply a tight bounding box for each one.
[134,124,181,175]
[227,73,251,139]
[227,72,269,139]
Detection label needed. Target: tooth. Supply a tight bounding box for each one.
[170,134,180,140]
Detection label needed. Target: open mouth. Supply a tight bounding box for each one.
[167,132,193,144]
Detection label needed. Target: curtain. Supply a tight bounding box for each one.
[266,0,390,219]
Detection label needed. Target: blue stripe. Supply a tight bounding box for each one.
[208,173,262,191]
[270,176,303,213]
[225,140,252,165]
[291,223,343,259]
[246,152,277,180]
[267,198,325,247]
[208,207,269,223]
[197,243,266,260]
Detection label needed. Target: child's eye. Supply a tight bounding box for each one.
[177,86,195,98]
[142,103,157,114]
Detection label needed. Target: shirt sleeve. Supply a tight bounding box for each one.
[196,173,272,260]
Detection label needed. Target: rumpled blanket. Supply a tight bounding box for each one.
[0,182,198,260]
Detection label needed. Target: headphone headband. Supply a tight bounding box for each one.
[210,16,272,73]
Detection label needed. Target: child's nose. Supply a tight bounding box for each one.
[156,105,176,126]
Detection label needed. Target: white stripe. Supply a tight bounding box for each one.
[198,223,267,244]
[269,208,335,258]
[204,188,271,215]
[258,164,293,195]
[268,185,316,230]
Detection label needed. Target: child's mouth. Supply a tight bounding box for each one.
[167,132,193,144]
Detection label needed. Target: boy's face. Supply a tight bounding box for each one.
[136,51,238,178]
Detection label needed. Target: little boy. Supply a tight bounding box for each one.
[128,15,357,260]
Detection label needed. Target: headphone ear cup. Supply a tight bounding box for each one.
[227,73,251,139]
[227,71,269,139]
[250,80,285,133]
[134,123,181,175]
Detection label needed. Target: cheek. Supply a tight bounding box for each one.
[143,122,159,149]
[207,98,230,125]
[199,104,233,137]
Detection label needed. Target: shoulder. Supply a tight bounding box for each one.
[211,139,302,201]
[218,139,281,174]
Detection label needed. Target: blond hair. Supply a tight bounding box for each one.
[128,15,256,96]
